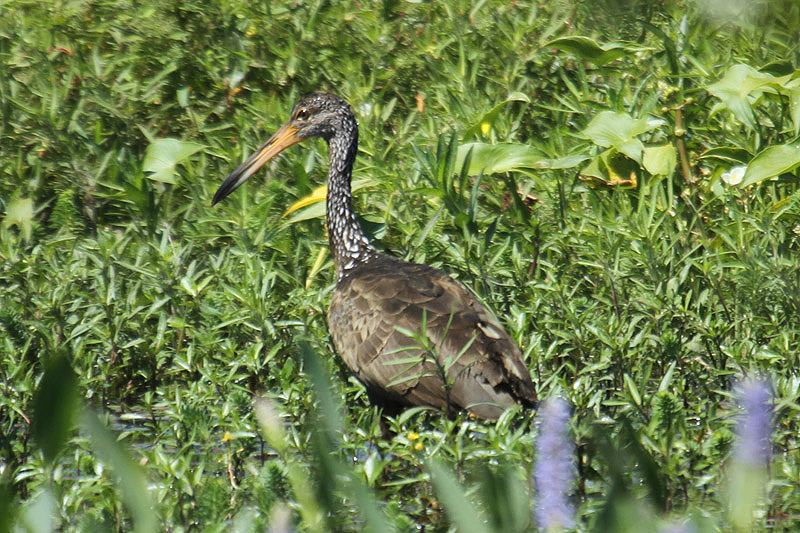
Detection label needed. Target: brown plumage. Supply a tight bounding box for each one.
[213,93,536,420]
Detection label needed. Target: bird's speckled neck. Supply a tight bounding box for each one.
[324,108,377,281]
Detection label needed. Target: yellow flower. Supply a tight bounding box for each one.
[246,25,256,37]
[407,431,420,441]
[414,442,423,451]
[480,121,491,135]
[222,431,235,443]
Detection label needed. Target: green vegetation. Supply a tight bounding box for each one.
[2,0,799,530]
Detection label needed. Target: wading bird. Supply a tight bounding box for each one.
[213,93,535,420]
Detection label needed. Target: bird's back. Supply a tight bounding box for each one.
[328,253,536,419]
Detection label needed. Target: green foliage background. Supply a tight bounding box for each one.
[1,0,799,530]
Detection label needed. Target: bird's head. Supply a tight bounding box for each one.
[212,93,355,206]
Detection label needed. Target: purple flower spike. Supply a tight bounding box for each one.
[734,378,772,467]
[534,397,575,531]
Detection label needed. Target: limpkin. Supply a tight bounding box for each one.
[213,93,536,420]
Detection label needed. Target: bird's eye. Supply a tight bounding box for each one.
[295,108,309,121]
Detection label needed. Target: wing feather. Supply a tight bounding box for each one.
[328,255,536,419]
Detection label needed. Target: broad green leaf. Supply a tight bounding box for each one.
[455,143,545,175]
[706,64,800,131]
[143,138,205,184]
[698,146,752,164]
[788,84,800,136]
[82,411,158,533]
[580,149,639,187]
[547,36,652,66]
[706,64,779,129]
[582,111,664,162]
[742,144,800,187]
[581,154,606,181]
[535,154,590,169]
[643,144,676,176]
[464,92,531,139]
[1,197,34,240]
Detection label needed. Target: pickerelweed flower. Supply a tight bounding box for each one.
[733,378,772,466]
[727,378,773,530]
[534,397,575,532]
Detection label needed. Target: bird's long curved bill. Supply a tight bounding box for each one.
[212,123,302,205]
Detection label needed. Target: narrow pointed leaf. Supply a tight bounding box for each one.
[548,36,652,65]
[82,411,158,533]
[464,92,531,139]
[32,355,78,464]
[428,460,492,533]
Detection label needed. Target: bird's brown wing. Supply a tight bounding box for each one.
[328,255,536,419]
